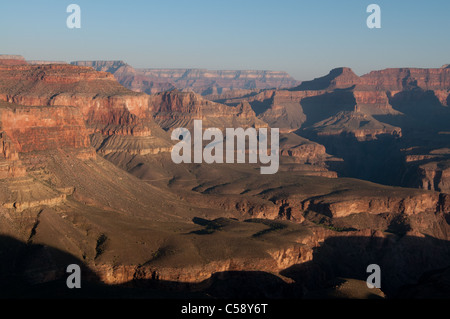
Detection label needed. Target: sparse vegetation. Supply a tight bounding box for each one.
[95,234,108,259]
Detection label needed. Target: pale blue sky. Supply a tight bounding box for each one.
[1,0,449,80]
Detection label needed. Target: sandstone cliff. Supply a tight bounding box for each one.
[147,89,265,130]
[0,98,95,212]
[0,103,91,153]
[0,64,158,138]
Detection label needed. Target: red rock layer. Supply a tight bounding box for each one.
[0,64,153,136]
[0,104,92,154]
[0,131,26,178]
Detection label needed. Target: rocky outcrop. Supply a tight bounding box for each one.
[303,191,439,218]
[147,89,265,130]
[306,111,402,141]
[0,131,26,179]
[224,89,323,133]
[352,90,394,112]
[279,132,339,168]
[92,243,311,286]
[280,142,328,163]
[413,160,450,193]
[400,148,450,194]
[292,67,361,91]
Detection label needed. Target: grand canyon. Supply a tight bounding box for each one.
[1,53,450,300]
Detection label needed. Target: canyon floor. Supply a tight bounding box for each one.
[1,56,450,299]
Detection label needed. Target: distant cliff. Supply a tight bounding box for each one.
[0,54,27,66]
[71,61,300,95]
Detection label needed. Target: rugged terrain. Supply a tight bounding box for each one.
[0,55,450,299]
[221,66,450,189]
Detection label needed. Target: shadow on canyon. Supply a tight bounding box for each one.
[299,132,405,186]
[384,89,450,132]
[1,233,450,299]
[299,90,356,128]
[292,87,450,188]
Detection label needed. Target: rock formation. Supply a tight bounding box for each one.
[222,65,450,189]
[147,89,265,130]
[0,55,27,66]
[306,111,402,141]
